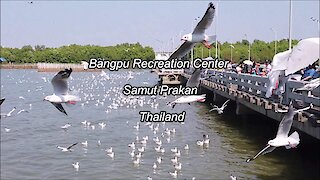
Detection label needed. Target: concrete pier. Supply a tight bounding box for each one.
[183,69,320,140]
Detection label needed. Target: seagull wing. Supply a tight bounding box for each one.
[51,68,72,95]
[209,108,219,112]
[222,99,230,108]
[67,142,78,149]
[276,106,294,138]
[193,2,215,35]
[51,102,68,115]
[186,69,202,87]
[0,98,5,106]
[247,145,276,162]
[285,38,320,76]
[167,41,195,60]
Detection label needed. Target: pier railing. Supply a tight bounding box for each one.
[184,69,320,107]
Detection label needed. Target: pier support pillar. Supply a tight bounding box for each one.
[236,101,255,115]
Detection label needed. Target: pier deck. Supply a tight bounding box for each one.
[183,69,320,140]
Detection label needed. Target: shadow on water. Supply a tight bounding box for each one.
[197,101,320,180]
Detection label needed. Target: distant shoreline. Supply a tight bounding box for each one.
[0,63,101,72]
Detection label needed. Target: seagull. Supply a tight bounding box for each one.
[107,152,115,159]
[57,142,78,152]
[1,107,16,117]
[168,94,206,109]
[184,144,189,150]
[98,122,106,129]
[127,71,134,81]
[209,99,230,114]
[266,37,319,98]
[44,68,80,115]
[72,162,79,171]
[230,175,237,180]
[197,140,204,146]
[203,134,210,144]
[246,104,311,162]
[133,158,140,165]
[4,128,11,132]
[171,147,178,153]
[153,162,157,169]
[186,68,202,87]
[174,162,182,171]
[105,147,113,153]
[17,109,29,114]
[61,123,71,130]
[81,141,88,147]
[171,156,178,164]
[156,157,162,164]
[168,2,216,60]
[169,170,178,179]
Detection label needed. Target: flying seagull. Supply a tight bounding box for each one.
[1,107,16,118]
[44,68,80,115]
[57,142,78,152]
[209,99,230,114]
[168,2,216,60]
[246,104,312,162]
[186,68,202,87]
[266,37,320,98]
[167,94,206,109]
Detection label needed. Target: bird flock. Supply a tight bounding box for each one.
[1,69,228,179]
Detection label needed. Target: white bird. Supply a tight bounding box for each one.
[266,37,320,98]
[136,152,142,159]
[128,142,135,149]
[197,140,204,146]
[4,128,11,132]
[17,109,29,114]
[57,142,78,152]
[129,150,135,158]
[153,162,157,169]
[246,104,311,162]
[81,141,88,147]
[156,157,162,164]
[169,170,178,179]
[171,147,178,153]
[175,150,181,157]
[174,162,182,171]
[72,162,79,171]
[107,152,115,159]
[138,146,145,152]
[147,176,152,180]
[171,156,178,164]
[168,94,206,109]
[44,68,80,115]
[209,99,230,114]
[184,144,189,150]
[133,158,140,165]
[230,175,237,180]
[105,147,113,153]
[1,107,16,117]
[61,123,71,130]
[98,122,106,129]
[168,2,216,60]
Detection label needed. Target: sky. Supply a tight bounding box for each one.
[1,0,319,52]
